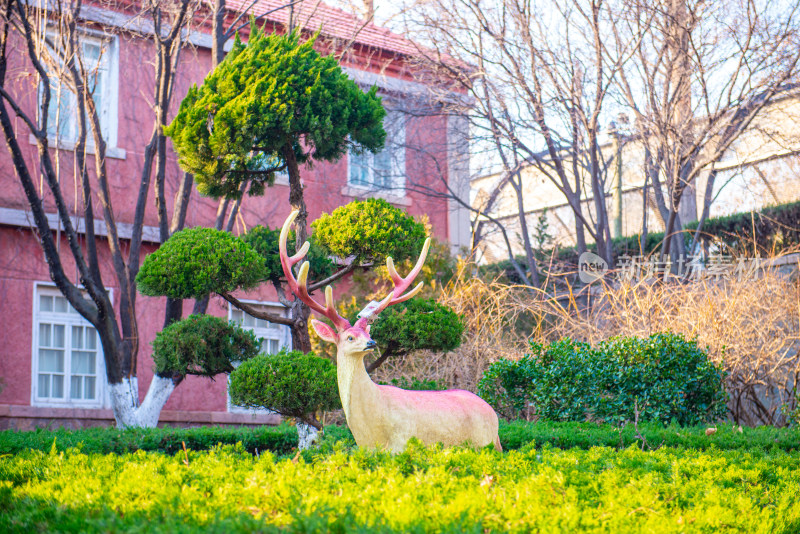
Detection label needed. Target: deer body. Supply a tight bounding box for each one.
[279,210,502,453]
[335,334,501,452]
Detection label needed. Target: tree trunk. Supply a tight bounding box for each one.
[296,421,320,450]
[284,145,313,351]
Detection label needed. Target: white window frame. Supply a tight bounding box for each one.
[31,283,109,409]
[34,28,121,156]
[348,108,406,194]
[226,301,291,414]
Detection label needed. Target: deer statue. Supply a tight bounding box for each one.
[279,210,501,452]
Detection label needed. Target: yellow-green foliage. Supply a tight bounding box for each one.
[1,442,799,533]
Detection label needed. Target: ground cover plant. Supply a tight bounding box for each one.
[1,437,799,533]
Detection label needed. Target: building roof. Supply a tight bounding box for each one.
[224,0,421,57]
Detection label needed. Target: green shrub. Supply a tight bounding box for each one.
[479,333,727,425]
[311,198,426,264]
[151,315,260,377]
[228,350,340,427]
[136,227,267,299]
[685,199,800,254]
[370,298,464,355]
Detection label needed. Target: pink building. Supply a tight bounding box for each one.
[0,0,470,429]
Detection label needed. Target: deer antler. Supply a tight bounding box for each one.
[355,237,431,329]
[279,210,351,332]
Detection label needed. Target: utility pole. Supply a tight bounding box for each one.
[610,121,624,240]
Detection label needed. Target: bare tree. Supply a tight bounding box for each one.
[403,0,646,279]
[615,0,800,265]
[0,0,200,426]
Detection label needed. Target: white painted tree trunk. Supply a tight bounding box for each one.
[296,421,320,450]
[109,376,176,428]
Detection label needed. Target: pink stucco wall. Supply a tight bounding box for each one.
[0,7,456,424]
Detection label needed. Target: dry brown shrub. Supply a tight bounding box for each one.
[371,262,535,390]
[378,257,800,426]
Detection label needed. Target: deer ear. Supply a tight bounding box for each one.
[365,323,371,335]
[311,319,338,343]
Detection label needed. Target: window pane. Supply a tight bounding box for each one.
[84,377,96,400]
[71,376,82,399]
[40,295,53,312]
[86,328,97,350]
[256,318,269,329]
[270,339,280,354]
[52,325,65,348]
[54,296,68,313]
[349,152,370,185]
[374,149,392,188]
[72,351,95,374]
[39,323,51,347]
[72,326,83,349]
[51,375,64,398]
[244,314,255,328]
[39,349,64,372]
[83,41,102,63]
[231,310,243,324]
[38,374,50,398]
[46,81,74,140]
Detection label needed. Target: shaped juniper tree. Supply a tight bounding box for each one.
[136,199,428,449]
[228,349,341,448]
[137,198,427,353]
[367,298,465,372]
[164,27,385,348]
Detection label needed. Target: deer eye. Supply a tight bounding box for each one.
[347,335,354,342]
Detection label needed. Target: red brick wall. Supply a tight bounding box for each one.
[0,16,454,426]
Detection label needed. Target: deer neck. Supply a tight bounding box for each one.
[336,348,378,422]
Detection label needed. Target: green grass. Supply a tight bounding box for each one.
[1,439,799,533]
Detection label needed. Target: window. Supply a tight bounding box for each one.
[33,286,105,407]
[39,32,119,148]
[227,304,290,413]
[348,109,406,192]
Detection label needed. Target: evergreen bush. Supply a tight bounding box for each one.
[312,198,426,264]
[151,315,261,377]
[137,227,267,299]
[370,298,464,357]
[228,350,340,428]
[165,29,386,198]
[479,333,727,425]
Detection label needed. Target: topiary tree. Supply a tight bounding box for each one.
[229,350,340,449]
[366,298,465,372]
[138,199,427,354]
[137,227,268,299]
[152,314,261,378]
[311,199,427,265]
[163,26,387,350]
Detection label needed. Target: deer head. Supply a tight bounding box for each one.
[279,209,430,360]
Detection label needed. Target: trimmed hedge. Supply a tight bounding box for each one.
[2,421,799,456]
[483,200,800,285]
[684,199,800,254]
